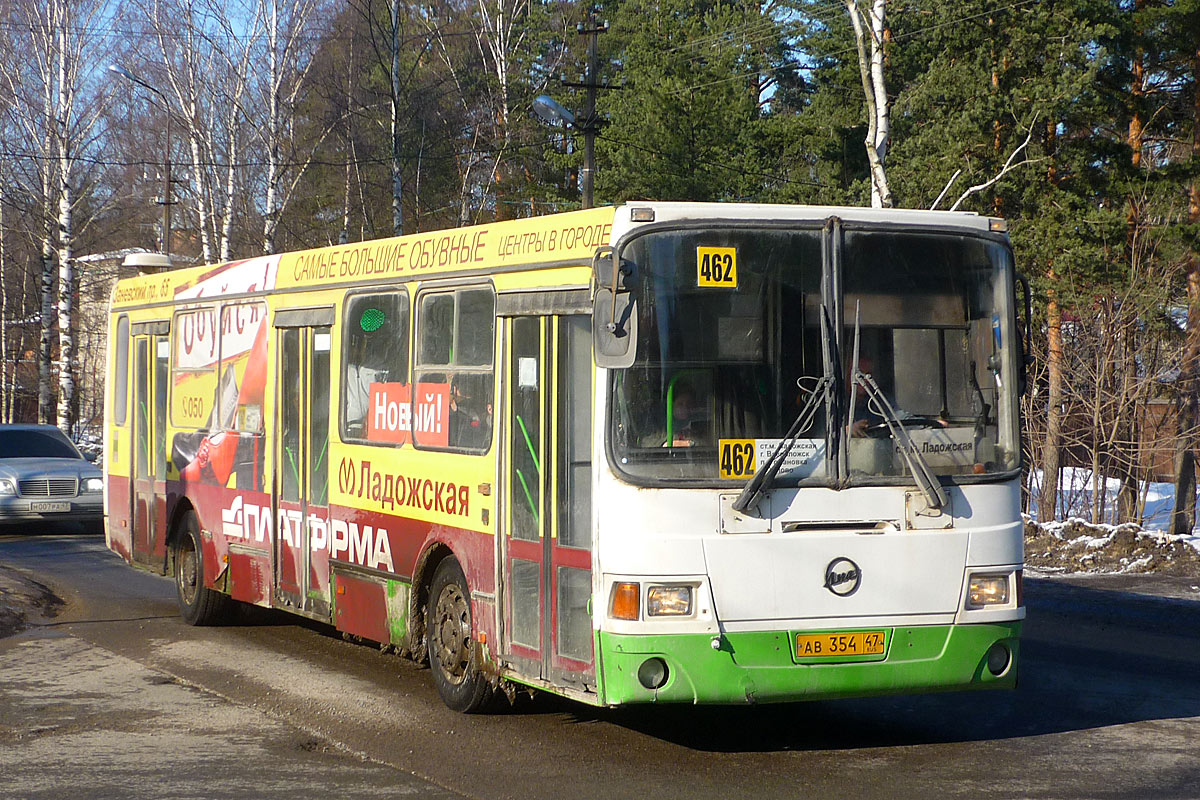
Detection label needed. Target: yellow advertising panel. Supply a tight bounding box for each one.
[111,208,615,311]
[277,207,614,290]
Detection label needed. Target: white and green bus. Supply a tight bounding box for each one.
[106,201,1025,712]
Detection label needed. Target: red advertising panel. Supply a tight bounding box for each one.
[366,382,449,447]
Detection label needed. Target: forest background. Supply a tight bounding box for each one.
[0,0,1198,533]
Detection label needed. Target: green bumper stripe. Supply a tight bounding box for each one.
[597,622,1021,706]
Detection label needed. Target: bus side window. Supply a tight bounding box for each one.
[218,302,269,434]
[341,290,410,442]
[415,286,495,452]
[114,315,129,425]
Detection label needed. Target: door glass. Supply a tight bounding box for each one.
[557,317,591,549]
[280,329,302,503]
[155,339,169,481]
[556,567,591,662]
[135,340,149,482]
[310,329,331,506]
[511,559,541,649]
[510,317,541,542]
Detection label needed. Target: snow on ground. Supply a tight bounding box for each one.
[1025,468,1200,575]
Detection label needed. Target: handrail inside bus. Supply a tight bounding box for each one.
[515,468,538,523]
[514,414,541,521]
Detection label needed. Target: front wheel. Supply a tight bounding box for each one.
[175,511,231,626]
[426,557,494,713]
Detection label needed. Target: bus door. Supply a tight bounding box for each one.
[131,323,169,568]
[273,312,333,618]
[502,314,594,688]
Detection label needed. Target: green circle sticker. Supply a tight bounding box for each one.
[360,307,385,332]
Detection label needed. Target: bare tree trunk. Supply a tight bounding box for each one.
[1091,330,1107,523]
[0,182,8,423]
[339,32,355,246]
[37,6,58,424]
[54,14,75,433]
[845,0,892,208]
[1116,12,1147,524]
[1115,323,1141,524]
[1170,43,1200,535]
[390,0,404,236]
[262,0,281,254]
[1040,274,1064,522]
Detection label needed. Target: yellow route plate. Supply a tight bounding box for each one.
[696,246,737,288]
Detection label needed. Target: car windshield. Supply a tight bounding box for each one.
[608,225,1021,485]
[0,429,82,460]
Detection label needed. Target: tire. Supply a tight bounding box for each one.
[174,511,231,626]
[426,557,495,713]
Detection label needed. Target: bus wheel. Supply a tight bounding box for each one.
[426,557,494,713]
[175,511,231,626]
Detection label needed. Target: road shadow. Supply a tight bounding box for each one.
[559,578,1200,752]
[11,533,1199,752]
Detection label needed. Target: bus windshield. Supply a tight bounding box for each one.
[608,226,1021,485]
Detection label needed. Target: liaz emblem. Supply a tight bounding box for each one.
[824,557,861,597]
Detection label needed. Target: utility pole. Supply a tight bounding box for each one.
[562,9,610,209]
[108,65,174,259]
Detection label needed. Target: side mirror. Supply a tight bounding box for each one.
[592,246,637,368]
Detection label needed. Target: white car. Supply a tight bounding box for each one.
[0,424,103,531]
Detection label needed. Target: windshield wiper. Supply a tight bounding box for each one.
[730,375,829,515]
[846,303,947,510]
[853,370,949,509]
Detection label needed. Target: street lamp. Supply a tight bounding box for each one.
[108,64,173,259]
[533,94,598,210]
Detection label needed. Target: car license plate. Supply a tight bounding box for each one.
[31,501,70,513]
[794,630,887,660]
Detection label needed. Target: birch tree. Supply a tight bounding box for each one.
[0,0,63,423]
[844,0,891,208]
[258,0,327,253]
[0,0,109,430]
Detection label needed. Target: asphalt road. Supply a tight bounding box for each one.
[2,532,1200,800]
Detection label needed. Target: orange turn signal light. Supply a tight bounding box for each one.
[609,582,640,621]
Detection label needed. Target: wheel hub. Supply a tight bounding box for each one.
[433,584,470,684]
[178,546,199,605]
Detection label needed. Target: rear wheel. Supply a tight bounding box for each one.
[175,511,231,626]
[426,557,494,713]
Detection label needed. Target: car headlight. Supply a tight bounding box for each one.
[967,573,1010,608]
[0,479,14,496]
[82,477,104,494]
[646,585,693,616]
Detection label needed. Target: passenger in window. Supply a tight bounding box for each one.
[345,360,388,433]
[668,382,707,447]
[449,376,491,449]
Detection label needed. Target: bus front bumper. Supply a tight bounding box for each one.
[597,621,1020,706]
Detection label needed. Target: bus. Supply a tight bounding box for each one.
[104,202,1026,712]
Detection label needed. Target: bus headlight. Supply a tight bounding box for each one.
[967,574,1010,608]
[646,585,693,616]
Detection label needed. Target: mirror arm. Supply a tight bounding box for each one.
[591,246,627,334]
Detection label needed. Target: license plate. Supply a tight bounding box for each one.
[31,502,70,513]
[794,630,887,660]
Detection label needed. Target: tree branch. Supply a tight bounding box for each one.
[947,121,1038,212]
